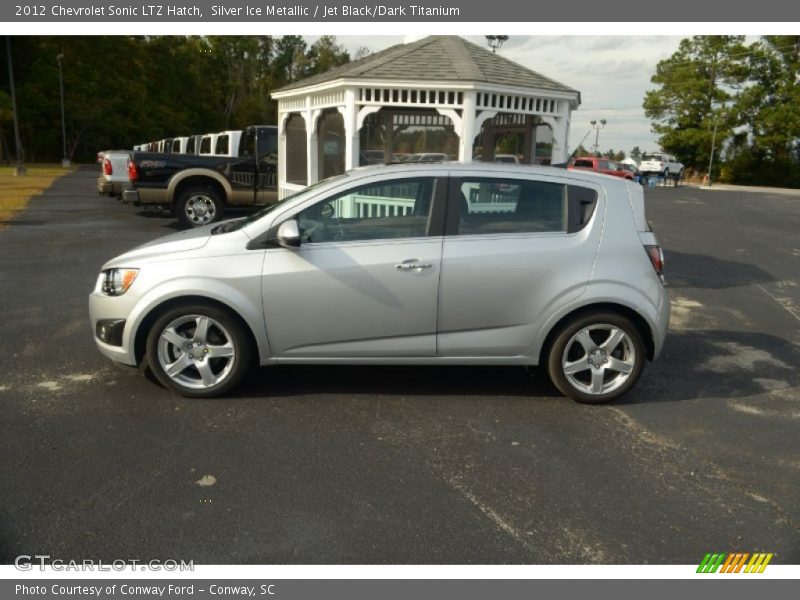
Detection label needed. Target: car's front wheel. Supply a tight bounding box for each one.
[145,303,252,398]
[547,311,646,404]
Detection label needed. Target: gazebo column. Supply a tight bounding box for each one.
[459,92,477,162]
[306,102,322,185]
[542,114,569,164]
[277,110,290,197]
[340,88,359,171]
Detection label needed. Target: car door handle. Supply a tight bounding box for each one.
[395,261,433,271]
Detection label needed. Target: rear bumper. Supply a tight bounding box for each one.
[123,187,169,205]
[96,176,114,195]
[97,177,131,197]
[121,188,140,204]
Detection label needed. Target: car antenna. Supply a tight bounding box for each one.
[551,129,592,169]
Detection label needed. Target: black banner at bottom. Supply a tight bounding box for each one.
[2,579,795,600]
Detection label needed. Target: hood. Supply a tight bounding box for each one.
[104,224,215,267]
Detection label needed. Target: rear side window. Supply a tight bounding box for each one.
[186,137,196,154]
[215,135,229,155]
[171,139,181,153]
[200,137,211,154]
[566,185,598,233]
[454,178,567,235]
[573,159,593,168]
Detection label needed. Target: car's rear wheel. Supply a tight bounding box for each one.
[547,311,646,404]
[176,186,225,228]
[145,303,252,398]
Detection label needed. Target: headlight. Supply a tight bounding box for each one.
[101,268,139,296]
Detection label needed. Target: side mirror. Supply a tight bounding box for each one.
[276,219,301,248]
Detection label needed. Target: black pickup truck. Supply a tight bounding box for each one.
[123,125,278,228]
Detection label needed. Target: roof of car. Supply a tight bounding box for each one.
[342,161,630,184]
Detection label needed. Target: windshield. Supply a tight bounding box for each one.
[210,174,349,235]
[642,153,662,161]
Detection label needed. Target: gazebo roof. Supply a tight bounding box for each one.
[275,36,579,96]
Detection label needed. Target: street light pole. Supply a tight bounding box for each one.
[485,36,509,54]
[590,119,607,156]
[5,36,25,176]
[56,52,70,167]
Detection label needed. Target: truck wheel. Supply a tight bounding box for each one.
[177,186,225,228]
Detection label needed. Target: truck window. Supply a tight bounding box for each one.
[200,137,211,154]
[574,159,593,168]
[257,129,278,160]
[186,137,195,154]
[239,129,256,159]
[215,135,229,155]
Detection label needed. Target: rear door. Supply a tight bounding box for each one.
[437,173,603,357]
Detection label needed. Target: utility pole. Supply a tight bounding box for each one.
[6,36,25,176]
[56,52,70,167]
[706,118,718,187]
[590,119,606,156]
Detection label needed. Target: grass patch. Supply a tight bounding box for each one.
[0,164,77,228]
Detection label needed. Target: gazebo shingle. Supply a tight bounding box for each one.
[276,36,578,95]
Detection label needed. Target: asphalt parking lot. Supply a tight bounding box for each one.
[1,168,798,564]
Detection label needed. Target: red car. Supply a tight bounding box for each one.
[568,157,634,180]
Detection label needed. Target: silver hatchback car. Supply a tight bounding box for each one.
[90,163,669,403]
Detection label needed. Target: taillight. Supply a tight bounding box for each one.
[103,158,112,176]
[127,159,138,181]
[645,245,664,277]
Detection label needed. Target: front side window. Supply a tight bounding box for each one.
[455,178,567,235]
[295,178,435,243]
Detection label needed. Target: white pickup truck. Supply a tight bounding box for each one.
[639,152,684,180]
[96,149,132,197]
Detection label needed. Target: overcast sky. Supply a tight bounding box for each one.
[305,35,686,156]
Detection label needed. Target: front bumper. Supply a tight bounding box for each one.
[89,290,139,366]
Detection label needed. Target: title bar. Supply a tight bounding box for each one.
[4,0,800,22]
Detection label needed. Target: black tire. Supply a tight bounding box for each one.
[176,186,225,228]
[546,311,646,404]
[145,302,252,398]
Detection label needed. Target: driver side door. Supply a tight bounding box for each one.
[261,176,445,358]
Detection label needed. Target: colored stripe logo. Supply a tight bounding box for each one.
[697,552,773,573]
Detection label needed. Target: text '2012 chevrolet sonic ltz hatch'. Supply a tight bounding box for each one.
[90,163,669,403]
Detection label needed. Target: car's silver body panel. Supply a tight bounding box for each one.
[90,163,669,370]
